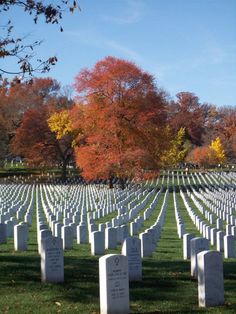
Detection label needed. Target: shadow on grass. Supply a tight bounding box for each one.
[0,253,235,312]
[0,253,100,305]
[0,255,40,281]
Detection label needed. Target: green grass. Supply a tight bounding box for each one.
[0,186,236,313]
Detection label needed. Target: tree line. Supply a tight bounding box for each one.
[0,57,235,182]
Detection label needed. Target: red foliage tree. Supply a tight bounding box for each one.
[11,106,73,180]
[169,92,208,146]
[216,107,236,162]
[0,77,60,140]
[186,146,213,167]
[73,56,169,184]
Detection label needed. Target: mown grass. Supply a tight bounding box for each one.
[0,181,236,313]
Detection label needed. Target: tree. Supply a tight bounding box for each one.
[73,56,169,185]
[48,110,73,140]
[160,127,188,167]
[186,146,213,168]
[169,92,208,146]
[0,0,80,78]
[0,77,63,160]
[11,106,74,180]
[216,107,236,162]
[209,137,226,165]
[202,104,221,145]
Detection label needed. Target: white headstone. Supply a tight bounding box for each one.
[62,225,73,250]
[191,237,209,277]
[183,233,195,260]
[216,231,224,252]
[99,254,129,314]
[77,224,88,244]
[224,235,235,258]
[14,223,28,251]
[139,232,152,257]
[210,228,216,246]
[91,231,105,256]
[55,222,63,238]
[41,236,64,283]
[105,227,117,250]
[198,250,224,307]
[122,237,142,281]
[38,229,52,254]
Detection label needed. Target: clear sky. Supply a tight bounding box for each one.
[2,0,236,107]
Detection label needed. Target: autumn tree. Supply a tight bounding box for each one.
[202,104,221,145]
[73,56,169,186]
[0,0,80,78]
[186,136,226,167]
[160,127,188,167]
[169,92,208,146]
[216,107,236,162]
[0,77,67,161]
[209,137,226,165]
[11,106,74,180]
[186,146,213,168]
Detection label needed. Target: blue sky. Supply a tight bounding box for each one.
[2,0,236,107]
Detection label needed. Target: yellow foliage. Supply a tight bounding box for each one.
[47,110,73,139]
[161,127,188,166]
[209,137,226,164]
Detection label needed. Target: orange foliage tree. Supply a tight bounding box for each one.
[186,146,213,167]
[73,56,169,185]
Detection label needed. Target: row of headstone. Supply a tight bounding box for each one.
[179,188,236,258]
[138,189,168,258]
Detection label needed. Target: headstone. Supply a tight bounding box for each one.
[216,218,223,230]
[139,232,152,257]
[183,233,195,260]
[38,229,52,254]
[224,235,235,258]
[210,228,216,246]
[77,224,88,244]
[178,223,185,238]
[14,223,28,251]
[41,236,64,283]
[226,224,232,236]
[191,237,209,277]
[55,222,63,238]
[122,237,142,281]
[62,225,73,250]
[91,231,105,255]
[216,231,224,252]
[6,220,14,237]
[99,254,129,314]
[0,223,7,244]
[69,222,77,238]
[105,227,117,250]
[89,223,98,243]
[198,250,224,307]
